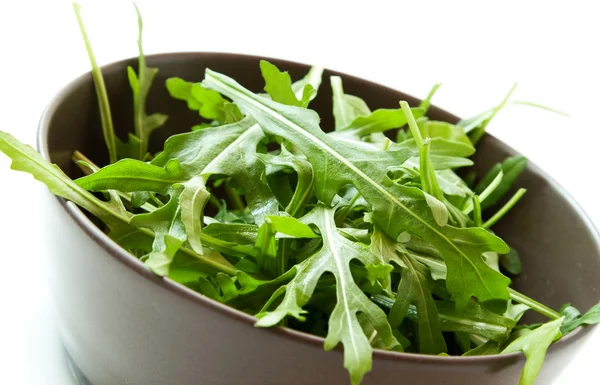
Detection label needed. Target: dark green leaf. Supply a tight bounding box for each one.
[475,156,528,210]
[561,303,600,334]
[388,252,447,354]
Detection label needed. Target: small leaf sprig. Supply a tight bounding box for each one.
[0,4,597,385]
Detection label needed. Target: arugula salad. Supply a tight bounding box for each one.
[1,4,599,385]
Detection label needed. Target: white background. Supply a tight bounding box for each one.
[0,0,599,384]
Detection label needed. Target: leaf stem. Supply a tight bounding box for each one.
[400,101,424,147]
[462,171,503,214]
[508,288,561,320]
[472,195,482,227]
[483,188,526,229]
[225,184,245,211]
[419,83,442,113]
[72,3,118,164]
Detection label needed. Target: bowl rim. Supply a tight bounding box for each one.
[37,51,600,366]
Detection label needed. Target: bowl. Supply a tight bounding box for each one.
[37,52,600,385]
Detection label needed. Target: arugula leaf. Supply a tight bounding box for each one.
[331,76,371,130]
[203,69,511,309]
[75,158,186,194]
[130,188,186,275]
[388,251,447,354]
[72,3,118,163]
[153,118,278,224]
[334,107,426,138]
[291,64,324,105]
[180,176,211,255]
[127,4,168,159]
[502,317,563,385]
[165,77,226,121]
[418,120,475,157]
[475,155,528,210]
[0,131,236,276]
[258,147,314,216]
[0,131,120,226]
[260,60,309,107]
[256,205,396,385]
[561,303,600,334]
[373,294,516,343]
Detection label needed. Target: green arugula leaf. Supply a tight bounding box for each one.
[331,76,371,130]
[291,64,324,106]
[127,4,168,159]
[334,107,426,138]
[75,158,186,194]
[260,60,305,107]
[388,251,447,354]
[180,176,211,255]
[256,205,396,385]
[418,120,475,157]
[561,303,600,334]
[258,147,314,216]
[0,131,236,276]
[0,131,121,226]
[130,188,186,275]
[475,155,528,210]
[165,77,226,121]
[373,294,516,343]
[203,69,510,309]
[152,118,278,224]
[502,317,564,385]
[72,3,118,163]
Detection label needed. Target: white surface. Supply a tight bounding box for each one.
[0,0,599,384]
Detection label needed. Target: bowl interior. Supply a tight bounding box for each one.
[41,52,600,325]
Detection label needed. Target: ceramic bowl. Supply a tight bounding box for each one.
[37,52,600,385]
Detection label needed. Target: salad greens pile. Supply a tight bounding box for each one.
[1,4,599,385]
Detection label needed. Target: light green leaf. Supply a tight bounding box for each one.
[180,176,211,254]
[291,65,324,106]
[266,215,318,238]
[260,60,304,107]
[331,76,371,131]
[336,107,426,138]
[166,77,226,121]
[502,317,564,385]
[423,192,449,227]
[75,158,186,194]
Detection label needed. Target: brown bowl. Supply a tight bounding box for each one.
[37,52,600,385]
